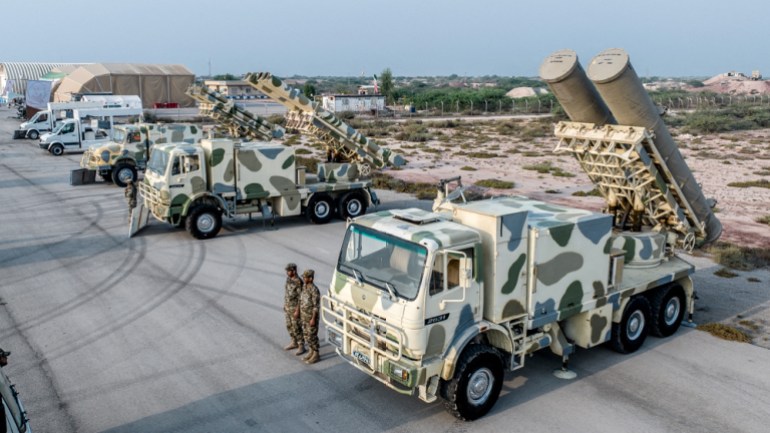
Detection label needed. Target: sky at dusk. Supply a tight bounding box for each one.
[5,0,769,78]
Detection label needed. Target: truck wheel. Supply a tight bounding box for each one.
[306,194,334,224]
[186,205,222,239]
[112,163,137,188]
[50,144,64,156]
[611,296,651,354]
[27,130,39,140]
[440,345,504,421]
[337,191,368,220]
[648,285,686,338]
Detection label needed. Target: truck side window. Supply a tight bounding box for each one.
[129,132,141,143]
[182,155,200,173]
[39,113,47,122]
[171,158,181,175]
[429,255,444,296]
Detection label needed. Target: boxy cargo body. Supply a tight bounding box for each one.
[139,138,378,239]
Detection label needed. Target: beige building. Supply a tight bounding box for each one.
[203,80,266,99]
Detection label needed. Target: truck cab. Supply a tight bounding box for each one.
[324,209,484,409]
[17,110,60,139]
[80,123,203,186]
[39,119,111,156]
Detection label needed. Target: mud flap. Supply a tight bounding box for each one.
[128,203,151,238]
[70,169,96,185]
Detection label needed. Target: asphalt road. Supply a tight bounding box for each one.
[1,107,769,433]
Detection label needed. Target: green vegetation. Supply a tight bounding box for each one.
[371,173,436,200]
[522,161,575,177]
[727,179,770,189]
[460,166,477,171]
[707,242,770,271]
[697,323,751,343]
[475,179,515,189]
[380,68,394,104]
[757,215,770,226]
[675,104,770,134]
[572,188,602,197]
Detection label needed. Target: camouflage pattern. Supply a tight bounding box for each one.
[300,280,321,352]
[245,72,405,170]
[321,194,695,403]
[125,180,137,209]
[187,84,284,141]
[80,123,202,175]
[285,272,304,345]
[139,138,375,231]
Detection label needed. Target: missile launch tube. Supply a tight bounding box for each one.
[539,49,614,125]
[587,48,721,245]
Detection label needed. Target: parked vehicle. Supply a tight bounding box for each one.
[320,49,721,421]
[39,107,142,156]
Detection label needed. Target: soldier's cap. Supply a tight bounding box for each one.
[285,262,297,271]
[302,269,315,278]
[0,348,9,357]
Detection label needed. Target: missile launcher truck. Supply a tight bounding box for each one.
[80,85,285,188]
[320,49,721,421]
[137,74,404,239]
[80,123,204,187]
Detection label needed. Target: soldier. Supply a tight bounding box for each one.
[283,263,306,356]
[125,178,137,221]
[300,269,321,364]
[0,348,9,368]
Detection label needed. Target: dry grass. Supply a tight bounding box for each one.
[707,242,770,271]
[475,179,515,189]
[697,323,752,343]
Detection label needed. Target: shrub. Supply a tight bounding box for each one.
[475,179,515,189]
[727,179,770,189]
[707,242,770,270]
[697,323,751,343]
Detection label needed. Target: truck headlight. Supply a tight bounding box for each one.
[390,365,409,382]
[328,329,343,348]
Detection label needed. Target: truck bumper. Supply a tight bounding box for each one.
[322,295,442,403]
[38,142,49,149]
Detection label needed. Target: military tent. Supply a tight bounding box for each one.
[54,63,195,108]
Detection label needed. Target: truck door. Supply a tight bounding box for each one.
[59,121,78,146]
[422,249,475,358]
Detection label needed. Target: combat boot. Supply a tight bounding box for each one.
[302,350,313,361]
[305,350,320,364]
[283,341,298,351]
[295,344,307,356]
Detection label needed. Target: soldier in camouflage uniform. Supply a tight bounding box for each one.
[300,269,321,364]
[125,178,137,221]
[283,263,306,356]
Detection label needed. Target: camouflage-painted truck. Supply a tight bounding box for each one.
[320,48,722,420]
[80,123,203,187]
[138,138,381,239]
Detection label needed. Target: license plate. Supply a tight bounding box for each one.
[352,349,370,366]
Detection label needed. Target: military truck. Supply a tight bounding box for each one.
[320,48,721,420]
[80,123,204,187]
[138,138,379,239]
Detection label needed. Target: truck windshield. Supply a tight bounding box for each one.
[337,224,427,300]
[147,149,170,176]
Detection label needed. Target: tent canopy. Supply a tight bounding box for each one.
[54,63,195,108]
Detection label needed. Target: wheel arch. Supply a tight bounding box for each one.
[183,193,224,217]
[440,322,510,380]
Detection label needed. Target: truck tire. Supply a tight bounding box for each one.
[112,163,137,188]
[186,205,222,240]
[306,194,334,224]
[648,285,686,338]
[611,296,651,354]
[337,191,368,220]
[27,129,39,140]
[50,143,64,156]
[440,345,504,421]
